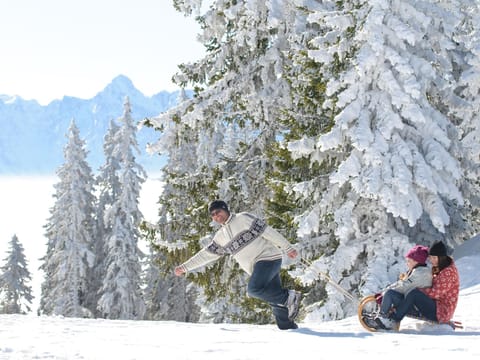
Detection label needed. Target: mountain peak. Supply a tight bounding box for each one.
[103,75,136,93]
[93,75,145,103]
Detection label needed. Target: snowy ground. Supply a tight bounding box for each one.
[0,256,478,359]
[0,256,478,360]
[1,177,479,359]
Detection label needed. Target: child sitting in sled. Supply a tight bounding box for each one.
[371,244,432,330]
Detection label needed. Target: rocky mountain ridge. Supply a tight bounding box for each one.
[0,75,179,174]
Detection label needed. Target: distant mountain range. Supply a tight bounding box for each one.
[0,75,181,175]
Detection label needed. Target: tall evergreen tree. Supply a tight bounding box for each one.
[0,235,34,314]
[264,3,338,311]
[452,1,480,236]
[89,119,122,317]
[282,0,480,320]
[97,98,146,320]
[148,0,299,323]
[39,120,96,317]
[142,88,205,322]
[142,245,201,321]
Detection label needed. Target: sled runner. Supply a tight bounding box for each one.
[357,295,463,332]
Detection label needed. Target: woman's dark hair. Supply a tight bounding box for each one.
[432,255,453,275]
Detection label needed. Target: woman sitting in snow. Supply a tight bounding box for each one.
[371,244,432,330]
[375,241,460,330]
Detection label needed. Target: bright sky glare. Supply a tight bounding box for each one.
[0,0,205,105]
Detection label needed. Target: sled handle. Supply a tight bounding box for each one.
[300,258,359,303]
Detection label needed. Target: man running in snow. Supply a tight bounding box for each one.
[174,200,301,330]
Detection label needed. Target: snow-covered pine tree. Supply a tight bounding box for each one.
[87,119,122,317]
[284,0,480,320]
[142,88,207,322]
[39,120,96,317]
[142,245,201,321]
[264,1,339,308]
[144,88,221,322]
[97,98,146,320]
[158,0,295,212]
[0,234,34,314]
[449,1,480,237]
[148,0,298,324]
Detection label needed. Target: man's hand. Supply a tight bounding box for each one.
[174,266,186,276]
[286,248,298,259]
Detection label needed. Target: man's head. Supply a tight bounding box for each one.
[208,200,230,224]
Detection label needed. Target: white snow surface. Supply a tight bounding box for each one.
[1,177,479,359]
[0,253,478,359]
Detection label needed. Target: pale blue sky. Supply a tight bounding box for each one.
[0,0,205,104]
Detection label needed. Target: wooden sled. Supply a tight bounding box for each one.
[358,295,463,332]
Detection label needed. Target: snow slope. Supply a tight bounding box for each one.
[1,237,478,359]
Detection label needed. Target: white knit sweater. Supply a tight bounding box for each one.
[179,212,294,275]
